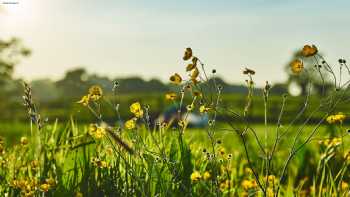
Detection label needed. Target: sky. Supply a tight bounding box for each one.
[1,0,350,86]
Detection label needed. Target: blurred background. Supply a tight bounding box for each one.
[0,0,350,125]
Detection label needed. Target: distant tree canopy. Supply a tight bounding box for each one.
[0,38,30,85]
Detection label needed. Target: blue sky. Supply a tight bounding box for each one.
[1,0,350,85]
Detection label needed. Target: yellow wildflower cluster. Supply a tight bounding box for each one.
[124,102,144,130]
[326,113,346,124]
[77,85,103,106]
[88,124,106,139]
[241,179,257,191]
[11,177,55,195]
[91,157,108,168]
[319,137,342,147]
[190,171,212,182]
[183,48,200,84]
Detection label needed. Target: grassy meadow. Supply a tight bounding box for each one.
[0,46,349,197]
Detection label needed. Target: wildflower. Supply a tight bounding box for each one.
[186,64,196,71]
[203,171,211,180]
[31,160,39,170]
[302,44,318,57]
[218,147,225,156]
[341,181,349,190]
[268,175,276,183]
[183,47,193,61]
[88,85,103,101]
[267,188,274,197]
[320,138,342,147]
[20,136,28,146]
[178,119,187,128]
[169,73,182,85]
[290,59,304,74]
[130,102,144,118]
[125,118,136,130]
[241,180,256,190]
[192,56,199,65]
[344,151,350,161]
[199,105,211,113]
[94,127,106,139]
[106,146,114,156]
[40,183,50,192]
[89,124,98,134]
[191,67,199,79]
[220,180,230,191]
[245,167,252,175]
[326,113,346,124]
[193,91,202,97]
[186,104,194,111]
[75,192,83,197]
[190,171,201,182]
[165,92,177,101]
[77,95,90,106]
[45,178,56,187]
[243,68,256,75]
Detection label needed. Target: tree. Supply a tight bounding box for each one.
[0,38,30,86]
[55,68,90,99]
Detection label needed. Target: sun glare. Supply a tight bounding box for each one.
[1,0,35,22]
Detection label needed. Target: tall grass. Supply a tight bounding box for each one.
[0,45,349,196]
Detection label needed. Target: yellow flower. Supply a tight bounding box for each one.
[190,171,201,182]
[302,44,318,57]
[88,85,103,101]
[290,59,304,74]
[94,127,106,139]
[218,147,225,156]
[75,192,83,197]
[20,136,29,146]
[186,104,194,111]
[268,175,276,183]
[341,181,349,190]
[241,180,254,190]
[46,178,56,188]
[125,119,136,130]
[183,47,193,61]
[40,183,50,192]
[89,124,98,134]
[243,68,256,75]
[130,102,144,118]
[199,105,211,113]
[203,171,211,180]
[220,180,230,191]
[178,119,187,128]
[192,56,198,66]
[169,73,182,85]
[326,113,346,124]
[193,91,202,97]
[165,92,177,101]
[77,95,90,106]
[186,63,196,71]
[191,67,199,79]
